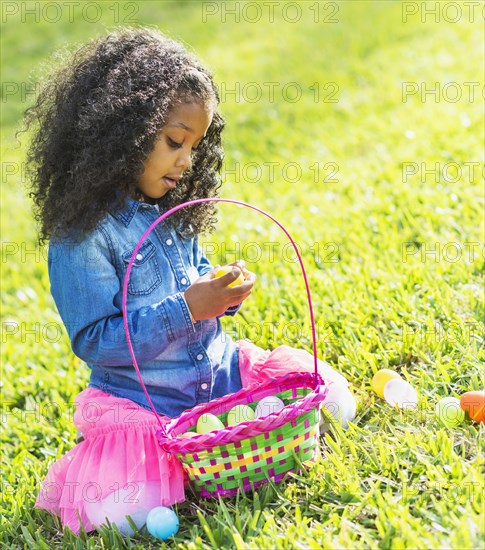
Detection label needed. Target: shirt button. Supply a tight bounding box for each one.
[136,253,143,261]
[166,238,173,246]
[201,383,208,390]
[196,354,203,361]
[181,277,187,285]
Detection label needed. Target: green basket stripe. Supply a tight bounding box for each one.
[183,416,315,467]
[195,437,315,479]
[192,452,316,491]
[191,447,316,492]
[193,441,316,485]
[180,427,317,485]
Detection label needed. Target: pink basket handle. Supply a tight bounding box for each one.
[122,198,319,433]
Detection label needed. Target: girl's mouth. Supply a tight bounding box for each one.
[162,176,177,189]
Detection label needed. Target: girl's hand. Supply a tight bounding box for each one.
[183,261,256,321]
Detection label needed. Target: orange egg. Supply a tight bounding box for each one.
[459,390,485,423]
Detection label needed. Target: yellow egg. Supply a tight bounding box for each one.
[214,265,245,287]
[371,369,402,398]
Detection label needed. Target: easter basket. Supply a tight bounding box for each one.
[122,198,328,498]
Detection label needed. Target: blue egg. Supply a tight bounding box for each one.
[146,506,179,540]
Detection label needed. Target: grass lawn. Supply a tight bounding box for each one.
[1,1,484,548]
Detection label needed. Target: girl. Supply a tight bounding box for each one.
[26,28,350,535]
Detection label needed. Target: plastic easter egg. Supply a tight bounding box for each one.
[214,265,245,287]
[318,361,349,388]
[460,390,485,423]
[196,413,224,434]
[435,397,465,427]
[383,379,418,409]
[146,506,179,541]
[321,383,357,429]
[226,404,256,426]
[255,395,285,418]
[371,369,401,398]
[84,481,160,537]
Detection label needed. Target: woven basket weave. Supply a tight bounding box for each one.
[122,199,328,498]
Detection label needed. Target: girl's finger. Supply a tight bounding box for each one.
[226,280,255,298]
[214,268,243,287]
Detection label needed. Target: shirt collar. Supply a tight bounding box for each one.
[109,191,160,228]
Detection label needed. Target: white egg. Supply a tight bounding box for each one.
[321,383,356,429]
[318,361,349,388]
[84,481,160,536]
[383,378,418,409]
[255,395,285,418]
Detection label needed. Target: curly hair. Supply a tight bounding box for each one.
[24,27,225,245]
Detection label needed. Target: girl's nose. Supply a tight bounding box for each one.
[175,148,192,171]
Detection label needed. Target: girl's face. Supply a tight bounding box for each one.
[137,101,214,200]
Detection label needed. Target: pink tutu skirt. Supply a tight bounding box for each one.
[35,340,347,534]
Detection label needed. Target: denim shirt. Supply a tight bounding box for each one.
[48,196,242,417]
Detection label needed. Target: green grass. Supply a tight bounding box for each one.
[1,1,484,548]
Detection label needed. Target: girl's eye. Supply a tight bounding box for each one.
[167,136,202,152]
[167,137,182,149]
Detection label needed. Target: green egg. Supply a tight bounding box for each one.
[226,404,256,426]
[196,413,224,434]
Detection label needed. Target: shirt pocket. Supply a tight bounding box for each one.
[122,239,162,296]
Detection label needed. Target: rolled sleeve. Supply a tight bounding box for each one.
[193,236,213,277]
[158,293,196,340]
[222,304,242,317]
